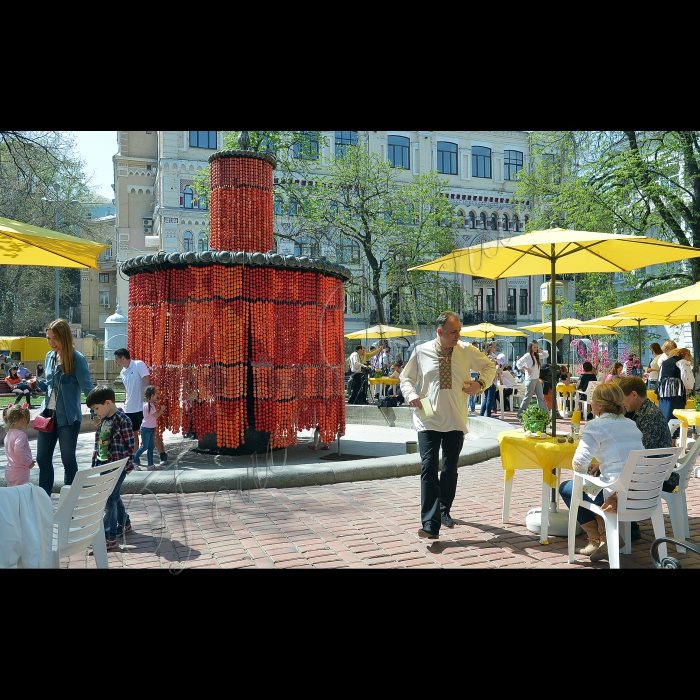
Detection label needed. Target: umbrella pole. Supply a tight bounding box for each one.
[637,320,642,364]
[550,255,557,439]
[695,316,699,377]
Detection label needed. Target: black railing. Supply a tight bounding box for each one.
[462,311,517,326]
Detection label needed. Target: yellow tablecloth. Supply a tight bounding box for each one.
[672,408,700,427]
[368,377,398,387]
[498,429,577,488]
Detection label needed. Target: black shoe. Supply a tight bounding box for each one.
[159,452,168,465]
[418,527,439,540]
[441,512,454,528]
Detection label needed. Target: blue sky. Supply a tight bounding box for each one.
[69,131,118,201]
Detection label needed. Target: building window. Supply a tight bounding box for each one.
[288,199,298,217]
[513,214,520,232]
[184,186,194,209]
[508,288,516,313]
[519,288,528,315]
[198,232,209,252]
[388,135,410,170]
[489,214,497,231]
[468,212,476,229]
[437,141,458,175]
[189,131,217,149]
[183,231,193,252]
[503,214,509,232]
[472,146,492,178]
[274,196,283,215]
[341,239,360,264]
[99,273,110,283]
[486,287,495,312]
[473,289,483,312]
[99,291,110,308]
[525,215,530,230]
[294,237,319,257]
[480,212,487,229]
[504,150,523,180]
[293,131,319,160]
[197,193,208,210]
[335,131,358,157]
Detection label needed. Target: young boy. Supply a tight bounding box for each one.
[86,385,135,550]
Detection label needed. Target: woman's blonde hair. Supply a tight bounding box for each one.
[3,403,31,428]
[671,347,693,362]
[592,382,625,416]
[46,319,75,376]
[661,340,677,354]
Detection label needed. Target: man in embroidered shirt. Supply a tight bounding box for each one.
[400,311,497,539]
[618,376,676,542]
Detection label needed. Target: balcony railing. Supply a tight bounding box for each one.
[462,311,517,326]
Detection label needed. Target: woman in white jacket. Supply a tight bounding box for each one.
[515,341,549,418]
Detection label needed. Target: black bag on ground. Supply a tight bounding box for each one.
[378,395,399,409]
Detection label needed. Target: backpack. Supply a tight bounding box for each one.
[378,395,399,409]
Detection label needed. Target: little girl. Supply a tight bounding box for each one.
[133,386,165,471]
[3,403,35,486]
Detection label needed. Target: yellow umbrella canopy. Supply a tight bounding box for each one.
[609,282,700,318]
[344,324,417,340]
[459,322,527,341]
[409,227,700,437]
[585,312,697,360]
[408,228,700,278]
[0,215,109,269]
[519,318,620,336]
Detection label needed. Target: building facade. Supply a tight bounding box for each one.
[112,131,547,361]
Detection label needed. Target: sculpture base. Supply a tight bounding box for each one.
[196,428,275,455]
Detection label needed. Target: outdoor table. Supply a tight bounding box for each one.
[368,376,398,403]
[556,383,576,417]
[672,408,700,451]
[498,429,582,544]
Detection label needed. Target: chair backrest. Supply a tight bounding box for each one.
[673,437,700,493]
[53,459,128,555]
[615,447,683,520]
[586,381,601,399]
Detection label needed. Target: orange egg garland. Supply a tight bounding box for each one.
[122,143,350,453]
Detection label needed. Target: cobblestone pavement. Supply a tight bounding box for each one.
[57,417,700,570]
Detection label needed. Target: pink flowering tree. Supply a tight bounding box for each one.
[571,337,614,375]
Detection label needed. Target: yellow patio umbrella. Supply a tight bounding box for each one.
[585,312,697,367]
[608,284,700,370]
[344,324,417,340]
[0,215,109,269]
[408,227,700,438]
[459,322,527,342]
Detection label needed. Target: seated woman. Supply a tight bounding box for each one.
[576,361,599,417]
[28,362,48,395]
[558,382,644,562]
[5,364,32,405]
[605,362,624,383]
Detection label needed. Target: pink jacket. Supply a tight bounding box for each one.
[4,428,33,486]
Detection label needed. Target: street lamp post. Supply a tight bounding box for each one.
[41,183,79,320]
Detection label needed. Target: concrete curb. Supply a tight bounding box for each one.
[116,415,504,494]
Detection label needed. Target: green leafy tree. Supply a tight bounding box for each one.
[0,131,104,335]
[517,130,700,353]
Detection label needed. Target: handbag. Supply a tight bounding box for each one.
[32,362,61,433]
[32,410,55,433]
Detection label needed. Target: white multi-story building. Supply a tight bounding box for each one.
[112,131,549,361]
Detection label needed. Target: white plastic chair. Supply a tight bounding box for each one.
[579,381,601,419]
[661,437,700,553]
[567,447,682,568]
[52,458,128,569]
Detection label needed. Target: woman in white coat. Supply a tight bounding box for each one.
[515,341,549,418]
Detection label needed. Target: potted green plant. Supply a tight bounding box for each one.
[518,405,552,434]
[693,393,700,412]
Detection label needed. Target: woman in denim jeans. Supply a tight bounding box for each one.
[36,319,95,496]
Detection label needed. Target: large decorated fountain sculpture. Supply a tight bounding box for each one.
[121,133,352,454]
